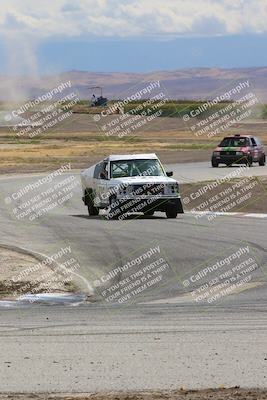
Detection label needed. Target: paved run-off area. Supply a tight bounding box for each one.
[0,302,267,392]
[0,162,266,393]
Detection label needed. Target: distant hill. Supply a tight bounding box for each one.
[1,67,267,102]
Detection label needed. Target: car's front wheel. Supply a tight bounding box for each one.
[88,205,99,216]
[246,156,253,167]
[211,158,219,168]
[85,189,99,216]
[166,206,178,219]
[88,203,99,216]
[259,155,266,166]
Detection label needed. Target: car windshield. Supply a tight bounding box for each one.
[219,137,250,147]
[110,159,165,178]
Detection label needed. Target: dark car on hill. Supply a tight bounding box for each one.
[211,134,266,167]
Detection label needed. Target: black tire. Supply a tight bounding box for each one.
[177,198,184,214]
[166,207,178,219]
[85,189,99,216]
[259,155,266,166]
[247,156,253,167]
[88,204,99,216]
[211,158,219,168]
[143,210,154,216]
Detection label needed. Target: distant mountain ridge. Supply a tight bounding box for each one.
[1,67,267,102]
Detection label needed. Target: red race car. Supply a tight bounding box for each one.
[211,134,266,167]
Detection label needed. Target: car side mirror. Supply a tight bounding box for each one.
[100,172,108,180]
[166,171,173,177]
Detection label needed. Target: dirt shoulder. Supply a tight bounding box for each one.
[0,246,76,299]
[181,176,267,214]
[1,388,267,400]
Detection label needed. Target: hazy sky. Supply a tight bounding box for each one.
[0,0,267,73]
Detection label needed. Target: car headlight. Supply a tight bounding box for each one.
[213,151,220,156]
[167,183,179,194]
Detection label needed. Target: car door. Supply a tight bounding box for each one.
[255,137,264,160]
[94,161,109,206]
[250,137,259,161]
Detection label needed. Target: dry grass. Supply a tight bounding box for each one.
[1,115,267,173]
[0,134,212,173]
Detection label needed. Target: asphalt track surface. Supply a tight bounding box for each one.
[168,161,267,183]
[0,162,266,392]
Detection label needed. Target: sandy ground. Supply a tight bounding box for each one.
[0,247,75,299]
[1,388,267,399]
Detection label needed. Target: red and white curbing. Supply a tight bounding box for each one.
[188,211,267,219]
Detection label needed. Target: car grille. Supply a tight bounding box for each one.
[220,151,237,156]
[132,184,165,195]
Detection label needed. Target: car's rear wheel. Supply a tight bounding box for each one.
[166,206,178,219]
[259,155,266,166]
[211,158,219,168]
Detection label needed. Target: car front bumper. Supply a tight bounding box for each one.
[212,154,250,164]
[112,195,184,214]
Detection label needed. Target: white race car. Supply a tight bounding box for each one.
[81,153,184,219]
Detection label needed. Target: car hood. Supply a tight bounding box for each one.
[215,146,244,151]
[109,176,177,185]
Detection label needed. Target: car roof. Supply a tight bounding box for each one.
[223,135,253,138]
[105,153,158,162]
